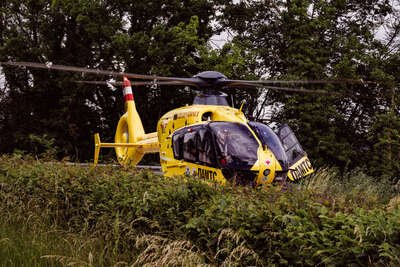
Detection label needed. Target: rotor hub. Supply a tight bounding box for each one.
[193,71,227,80]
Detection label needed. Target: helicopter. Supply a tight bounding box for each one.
[1,61,353,187]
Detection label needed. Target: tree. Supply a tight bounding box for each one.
[220,0,397,171]
[368,111,400,181]
[0,0,123,159]
[0,0,232,161]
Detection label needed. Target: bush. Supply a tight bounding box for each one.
[0,155,399,266]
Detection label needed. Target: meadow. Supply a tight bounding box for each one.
[0,154,399,266]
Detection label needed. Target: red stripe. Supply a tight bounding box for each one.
[123,77,131,87]
[124,94,134,101]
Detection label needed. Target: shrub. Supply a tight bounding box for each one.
[0,155,399,266]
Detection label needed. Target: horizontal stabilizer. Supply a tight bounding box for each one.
[93,133,159,166]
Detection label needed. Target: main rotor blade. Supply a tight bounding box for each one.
[0,61,201,86]
[222,82,337,95]
[76,80,187,87]
[262,85,340,95]
[1,61,375,91]
[223,78,375,86]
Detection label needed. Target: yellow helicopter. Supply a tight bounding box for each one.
[2,62,322,187]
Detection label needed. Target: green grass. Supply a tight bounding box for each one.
[0,154,399,266]
[0,221,57,267]
[0,204,112,266]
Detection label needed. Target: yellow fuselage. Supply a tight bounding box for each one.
[95,100,313,187]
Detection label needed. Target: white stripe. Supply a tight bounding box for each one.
[123,86,133,96]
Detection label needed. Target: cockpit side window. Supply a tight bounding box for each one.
[209,122,259,168]
[277,124,306,166]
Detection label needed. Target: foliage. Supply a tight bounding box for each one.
[368,111,400,181]
[0,0,400,179]
[0,156,400,266]
[220,0,400,175]
[0,0,227,161]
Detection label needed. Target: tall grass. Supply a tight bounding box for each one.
[0,154,399,266]
[303,167,397,211]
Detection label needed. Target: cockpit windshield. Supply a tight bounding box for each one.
[249,122,289,169]
[209,122,259,168]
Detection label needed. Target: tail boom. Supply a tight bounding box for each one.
[93,132,159,166]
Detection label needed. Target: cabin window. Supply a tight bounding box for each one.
[172,125,218,167]
[197,128,216,166]
[183,131,198,162]
[172,132,184,159]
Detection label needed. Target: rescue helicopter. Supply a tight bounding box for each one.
[1,61,352,187]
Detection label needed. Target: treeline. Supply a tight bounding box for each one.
[0,0,399,181]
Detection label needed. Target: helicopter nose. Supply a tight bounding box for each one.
[257,167,271,185]
[257,154,285,186]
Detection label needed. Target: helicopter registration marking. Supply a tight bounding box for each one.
[289,157,313,180]
[197,168,217,180]
[184,166,217,180]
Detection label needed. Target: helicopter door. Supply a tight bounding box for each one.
[197,127,217,166]
[277,124,314,180]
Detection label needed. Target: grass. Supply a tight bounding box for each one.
[0,205,111,266]
[0,154,399,266]
[0,221,58,267]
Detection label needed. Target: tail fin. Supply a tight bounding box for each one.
[121,76,145,141]
[115,77,145,165]
[93,77,159,167]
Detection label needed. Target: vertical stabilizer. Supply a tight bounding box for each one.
[114,77,146,165]
[93,77,159,167]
